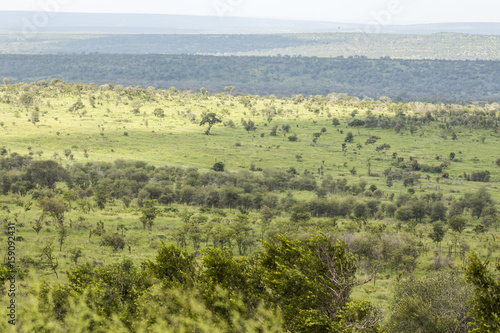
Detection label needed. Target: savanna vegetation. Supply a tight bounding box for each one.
[0,80,499,332]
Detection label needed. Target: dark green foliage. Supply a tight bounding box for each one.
[212,161,225,172]
[26,160,67,189]
[464,170,491,182]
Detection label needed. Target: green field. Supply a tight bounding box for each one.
[0,81,499,331]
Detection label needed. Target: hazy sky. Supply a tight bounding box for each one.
[1,0,499,24]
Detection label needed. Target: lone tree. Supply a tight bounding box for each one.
[349,118,365,135]
[19,92,34,112]
[153,107,165,125]
[376,143,391,160]
[365,136,380,154]
[212,161,225,172]
[140,199,161,230]
[200,112,221,135]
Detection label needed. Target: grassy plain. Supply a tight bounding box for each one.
[0,83,499,312]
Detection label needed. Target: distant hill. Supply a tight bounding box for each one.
[1,11,500,35]
[2,32,500,61]
[1,54,499,102]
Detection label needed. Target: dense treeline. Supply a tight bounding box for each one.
[1,54,500,102]
[0,154,497,237]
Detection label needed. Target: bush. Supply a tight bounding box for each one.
[387,271,473,333]
[100,233,125,252]
[212,162,225,172]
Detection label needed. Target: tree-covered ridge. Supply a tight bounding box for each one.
[1,54,500,102]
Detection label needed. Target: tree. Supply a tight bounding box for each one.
[94,184,108,210]
[430,201,447,222]
[19,92,34,112]
[465,250,500,332]
[376,143,391,160]
[365,136,380,154]
[199,112,221,135]
[231,214,254,255]
[140,200,161,230]
[38,195,68,225]
[39,243,59,278]
[258,234,381,332]
[448,215,467,233]
[33,218,44,235]
[31,108,40,124]
[153,107,165,118]
[146,242,195,286]
[332,118,340,126]
[27,160,67,189]
[349,119,365,135]
[290,203,311,222]
[410,200,427,222]
[353,202,368,219]
[58,224,67,252]
[344,131,354,143]
[429,223,446,248]
[69,248,83,265]
[395,206,412,222]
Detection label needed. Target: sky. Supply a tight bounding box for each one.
[1,0,499,24]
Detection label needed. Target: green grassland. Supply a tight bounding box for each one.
[1,85,499,188]
[0,81,499,330]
